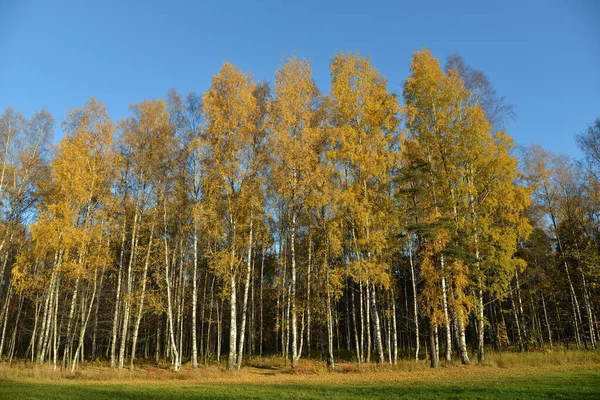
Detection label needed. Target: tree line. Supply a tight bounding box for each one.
[0,49,598,372]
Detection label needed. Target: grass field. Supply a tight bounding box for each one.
[1,351,599,399]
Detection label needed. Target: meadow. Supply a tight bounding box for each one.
[1,351,599,399]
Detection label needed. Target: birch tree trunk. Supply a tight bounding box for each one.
[541,293,553,350]
[370,283,384,364]
[440,254,452,361]
[325,262,334,369]
[306,237,312,357]
[227,220,237,371]
[365,279,371,363]
[390,287,398,365]
[509,285,524,351]
[351,284,361,363]
[0,284,13,358]
[111,220,127,368]
[477,289,485,362]
[163,200,180,371]
[581,271,597,349]
[236,218,252,369]
[290,211,298,368]
[91,263,106,360]
[62,276,80,369]
[409,243,420,361]
[457,308,470,364]
[51,276,60,370]
[8,292,24,365]
[259,246,264,356]
[192,223,199,370]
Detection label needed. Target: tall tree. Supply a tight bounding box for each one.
[269,55,324,368]
[202,62,260,371]
[328,52,400,365]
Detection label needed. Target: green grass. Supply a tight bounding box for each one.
[1,368,599,399]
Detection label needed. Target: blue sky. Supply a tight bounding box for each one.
[1,0,598,157]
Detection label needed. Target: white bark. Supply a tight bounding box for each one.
[409,243,420,361]
[370,283,384,364]
[163,200,180,371]
[227,216,237,371]
[111,220,127,368]
[192,223,199,369]
[290,211,298,367]
[440,254,452,361]
[236,218,253,369]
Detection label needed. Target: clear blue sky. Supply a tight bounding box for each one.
[1,0,598,157]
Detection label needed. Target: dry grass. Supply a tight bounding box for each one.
[0,350,598,386]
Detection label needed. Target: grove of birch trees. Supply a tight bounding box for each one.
[0,49,598,371]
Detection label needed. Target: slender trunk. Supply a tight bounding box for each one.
[62,277,80,369]
[163,201,180,371]
[384,295,392,365]
[290,211,298,367]
[29,296,41,362]
[249,246,255,356]
[52,277,60,370]
[515,271,528,347]
[370,283,384,364]
[37,272,54,364]
[39,249,62,365]
[91,263,106,360]
[325,261,334,369]
[391,287,398,365]
[409,243,420,361]
[236,218,253,369]
[259,246,264,356]
[477,289,485,362]
[509,284,524,351]
[176,241,185,367]
[199,270,208,362]
[217,298,223,368]
[359,280,365,362]
[0,285,13,358]
[111,219,127,368]
[365,279,371,363]
[8,292,24,364]
[285,282,291,358]
[191,223,199,369]
[351,284,361,363]
[440,254,452,361]
[306,237,312,357]
[540,293,552,350]
[581,271,597,349]
[227,238,237,370]
[205,275,215,365]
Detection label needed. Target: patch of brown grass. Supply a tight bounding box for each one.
[1,350,598,387]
